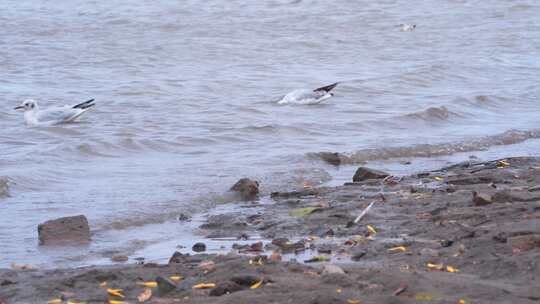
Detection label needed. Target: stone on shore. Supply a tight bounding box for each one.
[321,264,345,275]
[472,191,493,206]
[352,167,389,182]
[37,215,90,245]
[230,178,259,200]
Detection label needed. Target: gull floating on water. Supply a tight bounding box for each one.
[14,98,96,126]
[277,82,339,105]
[400,24,416,32]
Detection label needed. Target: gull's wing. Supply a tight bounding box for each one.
[314,82,339,93]
[36,106,85,124]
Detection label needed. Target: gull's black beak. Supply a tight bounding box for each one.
[14,105,24,110]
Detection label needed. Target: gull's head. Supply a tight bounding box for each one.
[14,99,38,111]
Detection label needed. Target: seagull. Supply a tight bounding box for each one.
[400,24,416,32]
[14,98,96,126]
[277,82,339,105]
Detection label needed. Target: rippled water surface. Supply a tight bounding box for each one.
[1,0,540,267]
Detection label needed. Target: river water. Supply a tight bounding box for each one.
[1,0,539,268]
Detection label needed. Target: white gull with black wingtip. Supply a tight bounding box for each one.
[277,82,339,105]
[14,98,96,126]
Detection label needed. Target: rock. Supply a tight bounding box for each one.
[249,241,263,252]
[472,191,492,206]
[0,280,16,286]
[310,227,334,238]
[269,252,282,262]
[352,167,389,182]
[156,276,177,295]
[192,242,206,252]
[210,281,244,296]
[177,213,191,221]
[316,244,333,254]
[230,178,259,200]
[271,238,305,252]
[317,152,343,166]
[440,240,454,247]
[528,185,540,192]
[508,234,540,252]
[0,177,9,198]
[230,275,260,287]
[111,255,128,262]
[37,215,90,245]
[321,264,345,275]
[350,249,367,261]
[420,248,440,257]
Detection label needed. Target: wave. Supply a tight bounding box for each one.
[400,106,465,122]
[310,129,540,164]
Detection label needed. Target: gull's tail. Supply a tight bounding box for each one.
[73,99,96,109]
[314,82,339,93]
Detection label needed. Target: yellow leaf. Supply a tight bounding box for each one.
[366,235,375,241]
[136,281,157,288]
[336,288,342,293]
[457,299,466,304]
[192,283,216,289]
[109,301,126,304]
[426,262,444,270]
[250,280,263,289]
[446,266,459,273]
[137,288,152,303]
[366,225,377,234]
[169,275,183,282]
[433,176,444,181]
[107,288,125,298]
[388,246,407,252]
[415,293,434,301]
[289,207,318,217]
[47,299,62,304]
[347,300,361,304]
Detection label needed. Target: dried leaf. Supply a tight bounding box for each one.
[415,293,434,301]
[136,281,157,288]
[47,299,62,304]
[497,160,510,168]
[392,282,408,296]
[100,281,108,287]
[388,246,407,253]
[289,207,319,217]
[107,288,125,298]
[457,299,466,304]
[11,262,35,270]
[250,280,263,289]
[304,255,330,263]
[433,176,444,181]
[446,266,459,273]
[336,288,342,293]
[366,235,375,241]
[192,283,216,289]
[426,263,444,270]
[169,275,183,282]
[347,300,361,304]
[137,288,152,303]
[366,224,377,234]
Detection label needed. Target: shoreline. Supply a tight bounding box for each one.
[2,156,540,303]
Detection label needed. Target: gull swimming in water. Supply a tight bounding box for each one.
[14,98,96,126]
[277,82,339,105]
[400,24,416,32]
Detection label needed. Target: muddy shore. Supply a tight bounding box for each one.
[1,157,540,304]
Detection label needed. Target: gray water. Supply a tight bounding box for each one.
[1,0,540,268]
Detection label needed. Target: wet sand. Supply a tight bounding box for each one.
[2,157,540,304]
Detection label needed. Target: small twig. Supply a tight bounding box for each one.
[353,200,376,224]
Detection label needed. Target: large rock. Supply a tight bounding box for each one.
[230,178,259,200]
[472,191,493,206]
[352,167,389,182]
[37,215,90,245]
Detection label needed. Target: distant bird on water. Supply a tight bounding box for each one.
[277,82,339,105]
[400,24,416,32]
[14,98,96,126]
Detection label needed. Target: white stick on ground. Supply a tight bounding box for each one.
[353,200,376,224]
